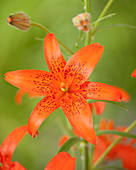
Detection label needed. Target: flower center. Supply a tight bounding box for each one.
[60,82,68,92]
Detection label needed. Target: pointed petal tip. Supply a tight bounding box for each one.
[44,33,55,40]
[5,71,16,82]
[89,134,98,145]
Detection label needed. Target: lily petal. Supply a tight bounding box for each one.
[15,89,27,104]
[81,82,122,102]
[114,86,130,102]
[131,69,136,78]
[44,152,76,170]
[43,33,66,80]
[28,95,61,137]
[117,145,136,170]
[15,89,43,105]
[10,161,26,170]
[0,126,27,163]
[64,43,104,88]
[5,70,60,96]
[92,101,106,115]
[61,93,97,144]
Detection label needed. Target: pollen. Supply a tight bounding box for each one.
[60,82,68,92]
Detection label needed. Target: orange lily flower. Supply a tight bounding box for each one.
[93,119,136,170]
[44,152,76,170]
[131,69,136,77]
[5,33,122,144]
[0,126,27,170]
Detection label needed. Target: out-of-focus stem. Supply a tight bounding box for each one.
[85,0,92,45]
[81,141,89,170]
[91,0,114,36]
[31,22,73,55]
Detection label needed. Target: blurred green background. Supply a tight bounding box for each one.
[0,0,136,169]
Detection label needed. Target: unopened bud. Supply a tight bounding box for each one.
[72,13,91,32]
[7,12,31,31]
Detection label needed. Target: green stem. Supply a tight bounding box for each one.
[89,144,94,169]
[85,0,92,45]
[31,21,73,55]
[82,141,89,170]
[91,0,114,36]
[55,118,75,138]
[92,120,136,169]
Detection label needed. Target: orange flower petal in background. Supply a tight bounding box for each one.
[15,89,27,104]
[61,93,98,145]
[58,135,69,147]
[131,69,136,78]
[117,141,136,170]
[44,152,76,170]
[0,126,27,169]
[92,101,106,115]
[15,89,42,105]
[64,43,104,88]
[93,119,136,170]
[81,82,122,102]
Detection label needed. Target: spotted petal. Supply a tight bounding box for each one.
[92,101,106,115]
[43,33,66,80]
[64,43,104,88]
[28,95,62,137]
[61,93,97,144]
[44,152,76,170]
[81,82,122,102]
[5,70,60,96]
[0,126,27,163]
[10,161,26,170]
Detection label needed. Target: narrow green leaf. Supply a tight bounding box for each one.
[96,24,136,33]
[88,99,129,112]
[57,137,82,153]
[91,13,117,26]
[94,165,126,170]
[96,130,136,139]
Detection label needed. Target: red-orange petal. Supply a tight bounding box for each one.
[15,89,27,105]
[28,95,61,137]
[0,126,27,163]
[131,69,136,78]
[15,89,43,105]
[118,145,136,170]
[64,43,104,88]
[114,86,130,102]
[61,93,98,145]
[43,33,66,81]
[92,101,106,115]
[58,135,69,147]
[81,81,122,102]
[10,161,26,170]
[107,120,114,130]
[5,70,60,96]
[44,152,76,170]
[99,119,107,130]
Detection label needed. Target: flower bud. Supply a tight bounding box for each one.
[7,12,31,31]
[72,13,91,32]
